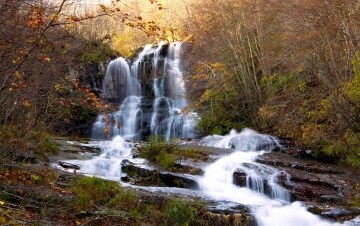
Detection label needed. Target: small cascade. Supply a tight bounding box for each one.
[200,128,341,226]
[91,42,197,141]
[80,136,134,180]
[200,128,281,151]
[116,96,142,140]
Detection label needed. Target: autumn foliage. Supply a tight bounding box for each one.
[183,0,360,165]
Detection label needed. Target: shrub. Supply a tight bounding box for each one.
[164,199,197,226]
[353,183,360,207]
[197,113,246,136]
[139,136,180,170]
[72,176,122,210]
[107,190,138,210]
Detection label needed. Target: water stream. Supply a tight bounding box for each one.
[199,128,342,226]
[56,43,357,225]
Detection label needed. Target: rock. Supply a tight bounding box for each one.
[159,172,198,189]
[306,203,360,222]
[58,161,81,170]
[318,195,343,204]
[205,212,256,226]
[53,139,83,153]
[321,208,360,221]
[345,216,360,225]
[122,164,153,178]
[256,152,359,205]
[232,169,247,187]
[121,159,133,167]
[78,145,101,155]
[121,164,199,189]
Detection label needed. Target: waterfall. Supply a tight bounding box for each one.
[91,42,197,141]
[200,128,342,226]
[80,136,133,180]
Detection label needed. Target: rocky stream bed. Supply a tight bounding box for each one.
[50,137,360,225]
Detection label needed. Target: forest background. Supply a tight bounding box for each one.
[0,0,359,167]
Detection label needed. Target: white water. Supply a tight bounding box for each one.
[150,42,197,140]
[56,126,357,225]
[200,128,342,226]
[92,42,197,141]
[79,136,141,180]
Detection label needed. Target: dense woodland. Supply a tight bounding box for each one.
[0,0,359,224]
[183,0,360,166]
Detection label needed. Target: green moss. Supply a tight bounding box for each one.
[138,136,180,170]
[139,137,210,170]
[180,148,209,162]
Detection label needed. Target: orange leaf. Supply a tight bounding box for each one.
[38,54,51,63]
[23,100,31,108]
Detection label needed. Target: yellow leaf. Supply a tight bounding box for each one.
[23,100,31,108]
[0,201,5,205]
[15,71,22,78]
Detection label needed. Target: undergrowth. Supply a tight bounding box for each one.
[138,136,209,170]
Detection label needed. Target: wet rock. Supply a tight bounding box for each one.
[232,169,247,187]
[345,216,360,225]
[58,161,81,170]
[78,145,101,155]
[159,172,198,189]
[256,152,359,205]
[206,201,251,215]
[121,159,133,167]
[121,164,199,189]
[232,164,284,201]
[122,164,153,178]
[321,208,360,221]
[306,203,360,222]
[318,195,343,204]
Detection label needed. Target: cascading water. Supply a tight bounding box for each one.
[200,128,342,226]
[91,42,197,141]
[56,41,357,225]
[150,42,196,140]
[80,136,132,180]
